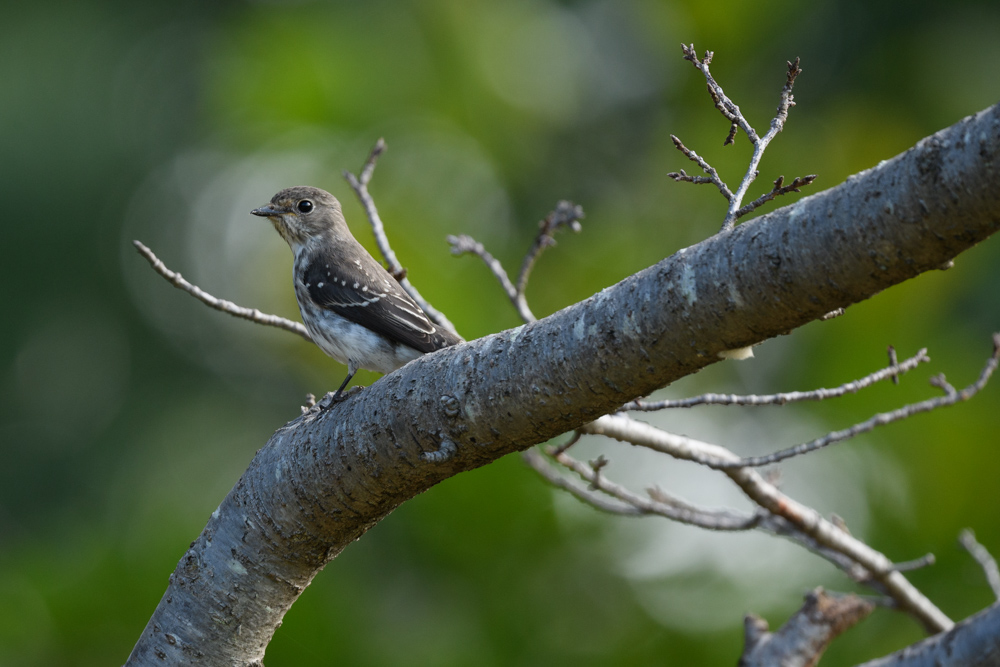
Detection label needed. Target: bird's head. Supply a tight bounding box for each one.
[251,186,346,251]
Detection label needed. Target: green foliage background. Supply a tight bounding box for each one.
[1,0,998,664]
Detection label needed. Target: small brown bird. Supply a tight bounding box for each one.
[251,186,462,400]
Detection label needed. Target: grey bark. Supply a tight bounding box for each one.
[126,104,1000,665]
[739,589,874,667]
[856,602,1000,667]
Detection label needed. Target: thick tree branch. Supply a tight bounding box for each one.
[856,601,1000,667]
[128,104,1000,665]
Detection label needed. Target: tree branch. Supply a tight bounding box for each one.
[132,240,312,342]
[856,601,1000,667]
[541,447,760,530]
[694,337,999,468]
[344,138,460,336]
[739,588,874,667]
[582,414,953,633]
[676,46,811,231]
[623,347,929,411]
[960,529,1000,601]
[127,103,1000,664]
[449,201,582,324]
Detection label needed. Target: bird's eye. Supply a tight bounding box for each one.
[297,200,314,214]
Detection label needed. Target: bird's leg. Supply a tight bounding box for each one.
[320,362,359,410]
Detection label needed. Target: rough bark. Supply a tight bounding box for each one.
[127,103,1000,665]
[738,589,874,667]
[857,602,1000,667]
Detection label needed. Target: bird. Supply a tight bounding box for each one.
[251,186,462,404]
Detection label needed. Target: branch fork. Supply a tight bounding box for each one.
[673,44,814,232]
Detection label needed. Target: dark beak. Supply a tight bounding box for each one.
[251,204,284,217]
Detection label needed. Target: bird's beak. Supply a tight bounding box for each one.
[251,204,285,218]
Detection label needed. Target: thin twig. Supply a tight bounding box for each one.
[760,514,879,587]
[449,201,583,325]
[515,201,583,305]
[543,448,760,531]
[893,554,936,573]
[132,240,312,342]
[721,57,802,231]
[582,413,953,632]
[677,46,804,232]
[667,135,733,201]
[888,345,901,385]
[447,234,518,298]
[735,174,817,219]
[548,430,582,457]
[681,45,755,144]
[623,348,929,411]
[533,435,906,598]
[959,529,1000,600]
[522,449,642,516]
[699,336,998,469]
[344,139,460,336]
[664,168,718,186]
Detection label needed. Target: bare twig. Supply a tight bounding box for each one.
[676,45,805,232]
[681,45,753,144]
[893,554,937,573]
[515,201,583,305]
[344,139,460,336]
[132,240,312,342]
[544,448,760,531]
[548,430,582,457]
[449,201,583,324]
[534,435,920,605]
[583,413,953,632]
[522,449,642,515]
[447,234,518,297]
[698,336,998,469]
[760,514,879,587]
[667,135,733,200]
[735,174,818,219]
[623,348,929,411]
[663,168,717,186]
[888,345,901,385]
[959,529,1000,600]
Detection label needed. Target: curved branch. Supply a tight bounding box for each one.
[128,103,1000,664]
[960,530,1000,600]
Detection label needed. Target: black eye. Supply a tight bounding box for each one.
[297,200,314,213]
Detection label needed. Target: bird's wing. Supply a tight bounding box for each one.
[301,254,459,353]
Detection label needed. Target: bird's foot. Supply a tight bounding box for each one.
[319,385,364,410]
